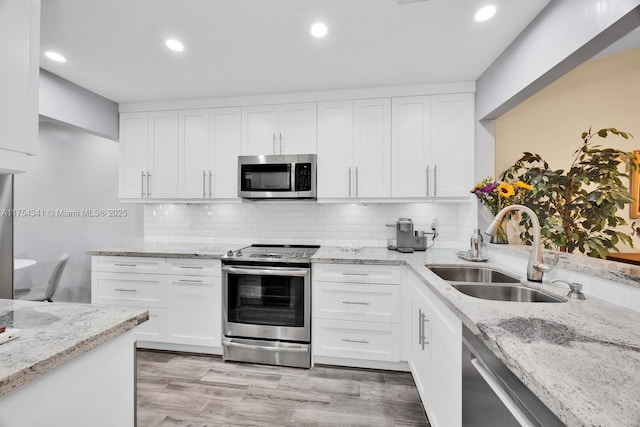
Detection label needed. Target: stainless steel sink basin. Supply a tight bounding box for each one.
[427,266,520,284]
[451,283,564,303]
[426,265,565,303]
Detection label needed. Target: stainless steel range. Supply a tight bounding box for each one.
[221,244,319,368]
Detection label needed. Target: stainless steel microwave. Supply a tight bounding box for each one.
[238,154,317,199]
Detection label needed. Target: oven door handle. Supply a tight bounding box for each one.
[222,338,309,353]
[222,266,309,277]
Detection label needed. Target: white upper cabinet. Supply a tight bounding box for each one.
[178,109,210,199]
[353,98,391,198]
[148,111,179,198]
[317,101,354,198]
[242,103,317,155]
[119,112,150,199]
[430,94,474,198]
[0,0,39,173]
[392,93,473,198]
[210,108,242,199]
[178,108,241,199]
[317,99,391,199]
[119,111,179,199]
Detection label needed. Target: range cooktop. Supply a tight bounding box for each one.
[220,244,320,264]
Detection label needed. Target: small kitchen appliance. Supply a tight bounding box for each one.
[395,218,433,253]
[220,244,320,368]
[237,154,316,200]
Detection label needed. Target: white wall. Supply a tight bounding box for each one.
[14,122,143,302]
[144,201,469,249]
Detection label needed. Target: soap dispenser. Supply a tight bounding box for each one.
[470,228,484,259]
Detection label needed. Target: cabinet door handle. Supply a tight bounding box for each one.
[355,166,359,197]
[433,164,437,197]
[342,338,369,344]
[421,314,429,350]
[115,288,137,293]
[341,272,370,276]
[418,309,423,345]
[348,167,352,198]
[147,171,151,198]
[203,170,207,198]
[208,170,212,198]
[179,265,204,270]
[425,166,430,197]
[342,301,370,305]
[279,132,283,154]
[141,171,146,198]
[178,279,203,283]
[114,263,137,267]
[273,133,277,155]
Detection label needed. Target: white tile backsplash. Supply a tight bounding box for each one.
[144,201,472,248]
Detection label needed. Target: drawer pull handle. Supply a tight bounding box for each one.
[178,279,203,283]
[342,338,369,344]
[114,288,137,292]
[179,266,204,269]
[114,263,137,267]
[341,272,370,276]
[342,301,370,305]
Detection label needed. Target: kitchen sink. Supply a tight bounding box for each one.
[451,283,564,303]
[427,266,520,284]
[426,265,565,303]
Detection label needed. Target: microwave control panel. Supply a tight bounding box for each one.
[295,163,312,191]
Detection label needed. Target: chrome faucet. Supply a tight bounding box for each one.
[485,204,552,282]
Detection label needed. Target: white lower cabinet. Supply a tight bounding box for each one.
[313,263,401,366]
[91,256,221,351]
[408,271,462,427]
[166,274,221,347]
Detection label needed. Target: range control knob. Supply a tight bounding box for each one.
[226,250,233,257]
[235,250,243,257]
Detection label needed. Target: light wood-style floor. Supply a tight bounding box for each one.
[137,350,430,427]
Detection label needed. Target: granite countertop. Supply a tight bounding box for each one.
[0,300,147,397]
[312,246,640,427]
[86,243,244,259]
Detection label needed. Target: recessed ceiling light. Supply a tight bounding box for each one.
[44,51,67,63]
[474,5,496,22]
[165,39,184,52]
[310,22,328,38]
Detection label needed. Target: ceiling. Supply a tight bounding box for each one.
[40,0,550,104]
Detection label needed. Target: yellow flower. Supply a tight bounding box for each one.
[497,183,515,198]
[516,181,533,191]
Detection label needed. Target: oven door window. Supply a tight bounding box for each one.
[241,164,291,192]
[227,274,304,327]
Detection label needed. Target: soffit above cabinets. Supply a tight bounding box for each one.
[40,0,549,104]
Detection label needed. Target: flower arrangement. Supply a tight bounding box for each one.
[471,177,532,216]
[471,177,533,243]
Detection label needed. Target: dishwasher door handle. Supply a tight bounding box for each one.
[470,358,536,427]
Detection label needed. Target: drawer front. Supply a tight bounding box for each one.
[165,259,221,277]
[313,281,400,323]
[134,308,166,343]
[313,319,400,362]
[91,272,165,308]
[313,263,401,285]
[92,256,165,274]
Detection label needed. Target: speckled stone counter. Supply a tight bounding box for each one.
[0,300,147,396]
[488,243,640,288]
[312,247,640,427]
[86,243,244,259]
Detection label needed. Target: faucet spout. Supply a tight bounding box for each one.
[485,204,548,282]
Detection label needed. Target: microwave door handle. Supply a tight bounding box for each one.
[222,266,309,277]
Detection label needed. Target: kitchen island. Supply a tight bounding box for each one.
[0,299,147,427]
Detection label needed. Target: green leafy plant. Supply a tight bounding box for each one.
[501,127,637,258]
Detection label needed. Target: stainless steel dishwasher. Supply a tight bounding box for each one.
[462,326,564,427]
